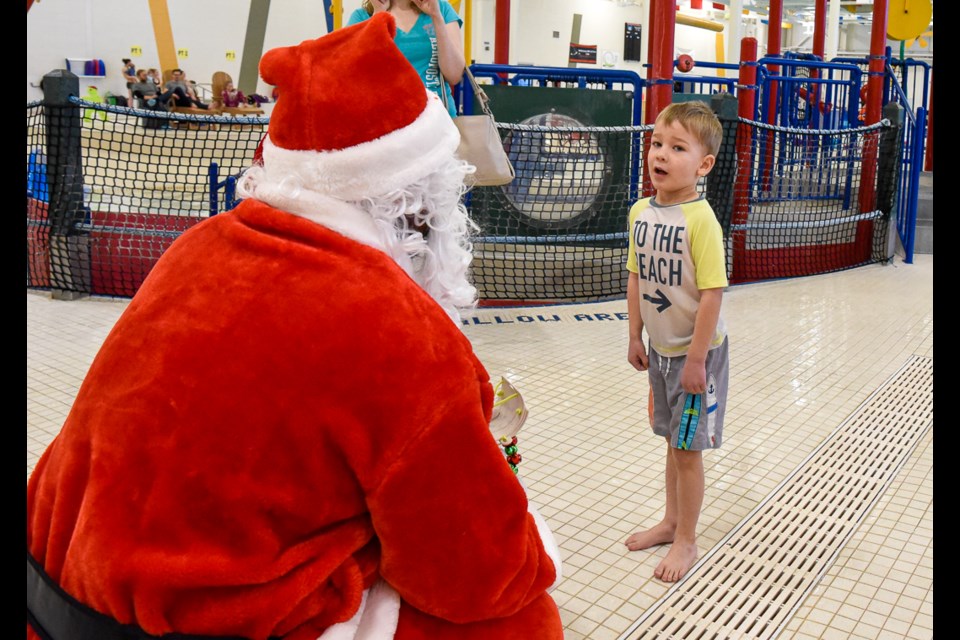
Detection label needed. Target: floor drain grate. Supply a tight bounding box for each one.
[619,356,933,640]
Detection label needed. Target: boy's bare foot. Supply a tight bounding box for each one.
[653,540,698,582]
[624,521,676,551]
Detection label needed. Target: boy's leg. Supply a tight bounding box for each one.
[654,447,703,582]
[625,438,678,551]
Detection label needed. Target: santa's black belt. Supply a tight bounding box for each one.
[27,551,280,640]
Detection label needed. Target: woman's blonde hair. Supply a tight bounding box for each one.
[362,1,422,15]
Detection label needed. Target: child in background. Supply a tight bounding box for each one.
[623,101,730,583]
[221,81,247,108]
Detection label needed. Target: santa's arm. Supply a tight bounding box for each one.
[365,376,560,624]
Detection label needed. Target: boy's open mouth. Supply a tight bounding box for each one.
[654,168,667,175]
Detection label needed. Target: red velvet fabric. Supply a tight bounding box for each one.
[260,13,428,153]
[27,200,562,640]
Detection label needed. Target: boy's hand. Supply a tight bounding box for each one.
[628,338,649,371]
[680,358,706,395]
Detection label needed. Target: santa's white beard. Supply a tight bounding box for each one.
[237,154,478,325]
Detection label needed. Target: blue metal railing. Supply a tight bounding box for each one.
[757,56,863,129]
[830,51,930,262]
[463,64,646,126]
[885,61,927,263]
[671,60,739,96]
[208,162,238,217]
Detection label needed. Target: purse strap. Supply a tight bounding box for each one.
[440,66,496,119]
[463,67,495,118]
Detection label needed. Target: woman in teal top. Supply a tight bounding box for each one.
[347,0,464,117]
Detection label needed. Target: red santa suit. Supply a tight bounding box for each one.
[27,15,563,640]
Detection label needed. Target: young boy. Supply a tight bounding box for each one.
[624,101,729,583]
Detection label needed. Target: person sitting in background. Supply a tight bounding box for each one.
[164,68,210,110]
[147,68,161,89]
[221,80,247,108]
[130,69,173,111]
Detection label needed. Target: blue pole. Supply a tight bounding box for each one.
[904,107,926,264]
[209,162,219,217]
[225,176,237,211]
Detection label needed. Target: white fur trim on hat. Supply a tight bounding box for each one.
[262,91,459,201]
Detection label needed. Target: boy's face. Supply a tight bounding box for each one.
[647,119,716,206]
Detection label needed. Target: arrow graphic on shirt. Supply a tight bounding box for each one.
[643,289,672,313]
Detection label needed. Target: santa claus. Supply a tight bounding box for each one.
[27,14,563,640]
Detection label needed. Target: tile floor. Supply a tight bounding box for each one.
[27,254,933,639]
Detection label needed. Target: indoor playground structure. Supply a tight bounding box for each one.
[26,0,931,305]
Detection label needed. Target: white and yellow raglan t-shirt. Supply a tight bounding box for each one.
[626,196,728,357]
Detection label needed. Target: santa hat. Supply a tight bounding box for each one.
[257,13,459,201]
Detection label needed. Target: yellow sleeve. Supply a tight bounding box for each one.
[625,200,646,274]
[688,205,729,290]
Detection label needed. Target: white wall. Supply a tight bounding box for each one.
[470,1,746,80]
[26,0,329,102]
[30,0,913,103]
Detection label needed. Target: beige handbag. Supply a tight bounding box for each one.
[442,69,515,187]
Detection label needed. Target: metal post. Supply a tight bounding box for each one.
[826,0,842,60]
[855,0,889,261]
[810,0,827,128]
[924,73,933,171]
[762,0,783,192]
[906,107,926,263]
[494,0,510,65]
[641,0,675,197]
[42,70,91,299]
[727,0,743,79]
[731,38,758,283]
[209,162,220,217]
[877,103,902,261]
[708,93,739,235]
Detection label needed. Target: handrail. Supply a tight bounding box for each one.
[885,63,917,125]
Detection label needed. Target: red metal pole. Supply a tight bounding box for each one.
[809,0,827,121]
[645,0,675,125]
[642,0,676,196]
[855,0,888,259]
[812,0,826,59]
[762,0,783,192]
[925,73,933,171]
[494,0,510,65]
[732,37,758,283]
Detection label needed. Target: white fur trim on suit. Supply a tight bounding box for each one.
[528,501,563,592]
[262,91,459,201]
[318,579,401,640]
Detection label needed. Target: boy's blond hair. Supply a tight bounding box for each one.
[655,101,723,157]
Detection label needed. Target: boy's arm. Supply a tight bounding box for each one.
[679,287,723,393]
[626,271,649,371]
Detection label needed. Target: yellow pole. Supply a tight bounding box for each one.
[147,0,178,73]
[463,0,472,65]
[676,13,724,32]
[333,0,342,30]
[715,33,725,77]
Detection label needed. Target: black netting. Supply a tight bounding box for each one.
[27,99,265,297]
[467,123,647,303]
[726,118,897,283]
[27,99,899,302]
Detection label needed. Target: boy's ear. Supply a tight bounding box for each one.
[698,154,716,177]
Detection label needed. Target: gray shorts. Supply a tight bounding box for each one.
[648,337,728,450]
